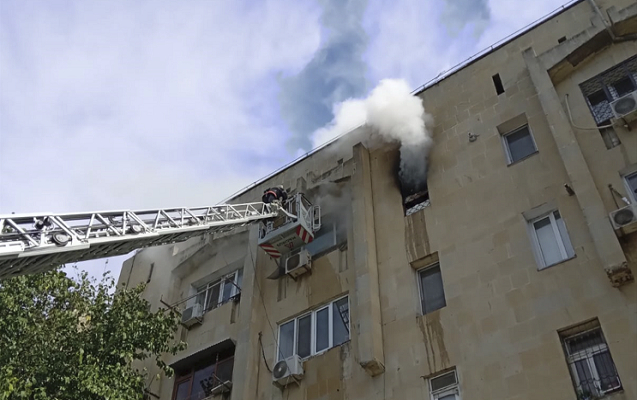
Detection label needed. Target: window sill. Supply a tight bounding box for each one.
[507,150,539,167]
[286,341,351,363]
[537,255,577,271]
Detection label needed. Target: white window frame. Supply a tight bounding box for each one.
[429,369,461,400]
[277,296,349,361]
[528,210,574,270]
[563,328,622,397]
[623,171,637,203]
[417,263,446,315]
[196,270,242,312]
[501,124,538,164]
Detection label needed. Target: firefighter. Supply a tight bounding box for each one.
[262,185,288,204]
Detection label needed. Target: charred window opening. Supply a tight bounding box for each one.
[402,182,430,216]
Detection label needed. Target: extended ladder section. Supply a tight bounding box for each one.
[0,203,278,279]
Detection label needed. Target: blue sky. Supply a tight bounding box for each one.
[0,0,564,280]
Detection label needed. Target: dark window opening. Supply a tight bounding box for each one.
[558,36,567,43]
[587,89,609,107]
[404,187,430,216]
[611,76,635,98]
[492,73,505,95]
[173,346,235,400]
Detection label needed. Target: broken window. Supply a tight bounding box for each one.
[404,184,430,216]
[580,55,637,124]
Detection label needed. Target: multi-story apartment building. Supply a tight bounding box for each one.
[118,1,637,399]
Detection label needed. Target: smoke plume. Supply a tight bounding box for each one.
[311,78,433,193]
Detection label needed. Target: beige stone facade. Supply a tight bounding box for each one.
[118,1,637,399]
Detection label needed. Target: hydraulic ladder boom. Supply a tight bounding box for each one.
[0,202,278,279]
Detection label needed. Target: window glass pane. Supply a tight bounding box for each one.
[593,351,621,391]
[306,222,337,257]
[196,290,207,309]
[533,216,563,266]
[438,395,456,400]
[430,370,457,391]
[420,265,446,314]
[315,308,329,352]
[574,359,597,395]
[221,276,234,302]
[174,381,190,400]
[554,211,575,258]
[216,357,234,384]
[626,173,637,199]
[235,269,243,293]
[192,364,215,399]
[505,126,536,162]
[612,76,635,97]
[332,297,350,346]
[206,283,221,310]
[297,315,312,358]
[278,321,295,360]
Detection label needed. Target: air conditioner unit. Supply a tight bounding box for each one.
[181,303,203,327]
[609,203,637,235]
[272,355,304,387]
[285,249,311,278]
[610,91,637,121]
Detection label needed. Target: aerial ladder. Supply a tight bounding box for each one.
[0,193,321,279]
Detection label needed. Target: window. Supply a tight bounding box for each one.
[429,369,460,400]
[277,296,349,361]
[529,210,575,269]
[558,36,567,43]
[560,321,622,399]
[598,120,621,149]
[624,171,637,203]
[196,270,242,312]
[418,263,446,314]
[502,125,537,164]
[305,215,346,257]
[492,73,505,95]
[173,356,234,400]
[580,55,637,124]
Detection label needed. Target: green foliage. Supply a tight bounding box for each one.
[0,268,186,400]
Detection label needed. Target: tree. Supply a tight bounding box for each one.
[0,268,186,400]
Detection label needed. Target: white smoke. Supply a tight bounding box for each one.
[311,78,433,192]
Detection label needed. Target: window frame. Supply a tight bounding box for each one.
[196,270,242,312]
[429,369,461,400]
[277,295,350,361]
[562,327,622,397]
[417,263,447,315]
[623,171,637,203]
[501,124,538,165]
[171,356,235,400]
[528,210,575,270]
